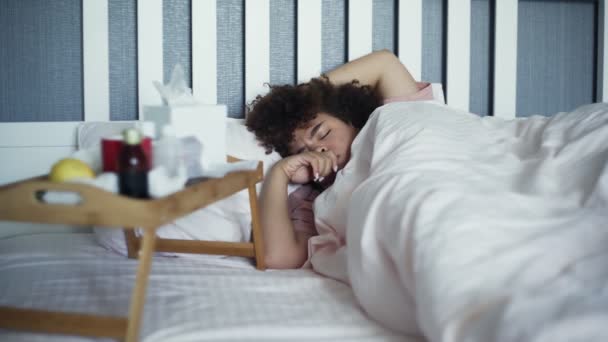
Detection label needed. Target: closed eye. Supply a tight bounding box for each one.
[321,130,330,140]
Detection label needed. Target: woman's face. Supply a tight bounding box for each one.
[288,112,357,170]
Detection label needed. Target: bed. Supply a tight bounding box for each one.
[0,231,411,341]
[1,0,606,341]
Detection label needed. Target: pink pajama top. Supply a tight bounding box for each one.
[287,82,436,258]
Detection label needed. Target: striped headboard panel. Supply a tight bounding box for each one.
[0,0,605,184]
[0,0,604,122]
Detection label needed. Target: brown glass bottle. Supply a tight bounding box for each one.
[118,128,149,198]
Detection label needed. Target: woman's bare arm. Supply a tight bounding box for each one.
[259,166,311,269]
[325,49,418,99]
[259,151,337,269]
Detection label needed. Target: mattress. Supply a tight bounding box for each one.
[0,231,415,341]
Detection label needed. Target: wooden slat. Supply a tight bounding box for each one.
[192,0,218,104]
[82,0,110,121]
[245,0,270,105]
[124,229,139,259]
[248,182,265,269]
[297,0,322,83]
[348,0,373,61]
[137,0,164,116]
[397,0,422,80]
[493,0,518,118]
[599,0,608,102]
[155,239,255,257]
[0,307,126,339]
[446,0,471,111]
[125,229,156,342]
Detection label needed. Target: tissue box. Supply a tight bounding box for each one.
[144,104,227,169]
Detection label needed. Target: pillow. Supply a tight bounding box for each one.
[430,83,446,104]
[226,118,302,195]
[225,118,282,174]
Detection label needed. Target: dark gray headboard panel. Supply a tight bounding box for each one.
[0,0,83,122]
[470,0,493,117]
[217,0,244,118]
[422,0,445,85]
[467,0,597,117]
[322,0,347,74]
[163,0,192,91]
[517,0,596,117]
[109,0,138,121]
[373,0,396,52]
[270,0,296,87]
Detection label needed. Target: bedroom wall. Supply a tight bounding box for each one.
[0,0,599,122]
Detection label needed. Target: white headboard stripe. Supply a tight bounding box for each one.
[0,122,79,147]
[137,0,164,117]
[598,0,608,102]
[348,0,373,61]
[493,0,518,119]
[297,0,322,83]
[446,0,471,112]
[397,0,423,81]
[192,0,218,104]
[245,0,270,106]
[82,0,110,122]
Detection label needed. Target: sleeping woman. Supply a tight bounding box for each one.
[245,50,434,269]
[247,49,608,340]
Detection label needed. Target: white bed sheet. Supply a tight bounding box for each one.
[0,232,414,342]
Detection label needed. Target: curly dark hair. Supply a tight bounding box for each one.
[245,76,382,157]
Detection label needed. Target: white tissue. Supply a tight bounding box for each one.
[148,165,188,197]
[153,64,197,106]
[42,173,119,204]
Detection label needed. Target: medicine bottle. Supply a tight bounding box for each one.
[118,128,149,198]
[154,125,182,178]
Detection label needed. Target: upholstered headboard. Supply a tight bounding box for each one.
[0,0,605,181]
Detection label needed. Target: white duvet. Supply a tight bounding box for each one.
[309,101,608,342]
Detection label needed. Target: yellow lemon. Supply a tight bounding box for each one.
[49,158,95,182]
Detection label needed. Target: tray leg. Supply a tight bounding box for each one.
[248,184,265,270]
[124,229,139,259]
[125,228,156,342]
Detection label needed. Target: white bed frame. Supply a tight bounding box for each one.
[1,0,606,184]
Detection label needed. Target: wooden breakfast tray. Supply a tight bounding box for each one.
[0,159,265,342]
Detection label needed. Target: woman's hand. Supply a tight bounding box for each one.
[275,151,338,184]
